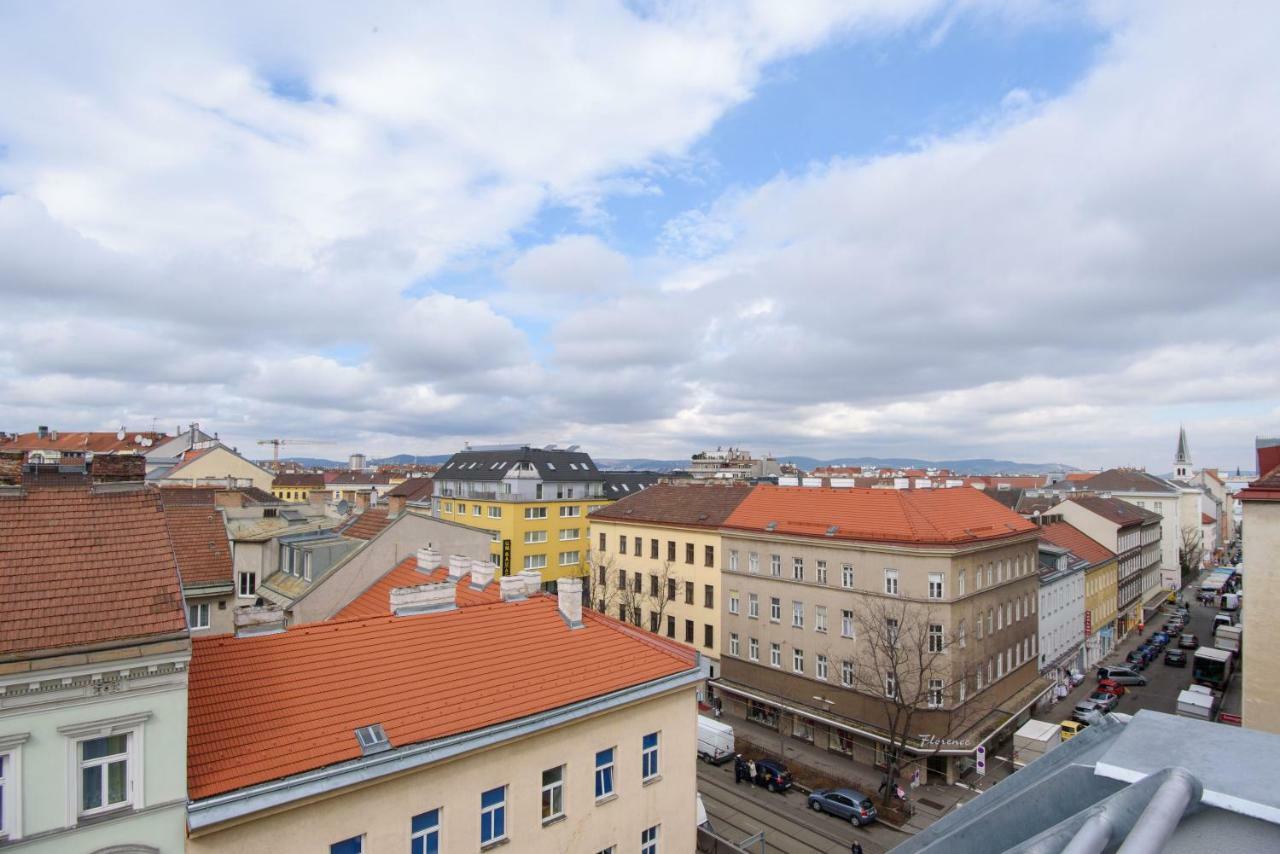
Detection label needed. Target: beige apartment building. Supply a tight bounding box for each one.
[716,486,1049,785]
[1239,438,1279,734]
[588,482,752,687]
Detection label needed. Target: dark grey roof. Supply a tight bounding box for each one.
[1082,468,1178,494]
[601,470,662,497]
[436,447,600,482]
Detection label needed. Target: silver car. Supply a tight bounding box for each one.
[808,787,878,826]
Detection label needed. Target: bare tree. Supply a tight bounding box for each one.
[844,597,971,807]
[1178,525,1203,585]
[583,549,681,635]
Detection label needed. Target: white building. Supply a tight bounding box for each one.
[1035,540,1086,682]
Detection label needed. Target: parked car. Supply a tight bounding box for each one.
[1072,699,1105,724]
[754,758,793,793]
[1060,720,1086,740]
[1152,632,1171,646]
[1096,666,1147,686]
[1088,691,1119,713]
[1164,649,1188,667]
[1179,633,1199,649]
[1136,646,1158,664]
[1096,679,1126,697]
[1125,651,1148,670]
[808,788,878,826]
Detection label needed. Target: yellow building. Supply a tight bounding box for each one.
[154,443,275,491]
[430,446,658,586]
[587,483,752,686]
[271,472,327,503]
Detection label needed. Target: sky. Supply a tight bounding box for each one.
[1,1,1277,471]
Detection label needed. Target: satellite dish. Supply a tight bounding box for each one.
[134,435,144,443]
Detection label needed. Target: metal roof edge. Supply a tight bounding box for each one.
[187,663,702,831]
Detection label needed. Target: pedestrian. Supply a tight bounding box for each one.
[747,759,757,784]
[734,754,746,784]
[851,842,864,854]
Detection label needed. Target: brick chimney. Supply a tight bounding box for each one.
[213,490,246,509]
[416,546,441,573]
[557,577,584,628]
[387,493,407,518]
[309,489,328,507]
[519,568,543,596]
[89,453,146,483]
[0,450,22,485]
[353,490,371,512]
[470,560,496,590]
[234,604,287,637]
[447,554,469,580]
[500,575,526,601]
[390,582,456,616]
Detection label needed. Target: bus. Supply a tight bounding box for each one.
[1192,646,1234,691]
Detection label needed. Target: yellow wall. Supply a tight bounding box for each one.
[1243,498,1278,733]
[271,484,324,503]
[588,519,724,667]
[436,497,606,583]
[1085,557,1118,632]
[188,684,697,854]
[162,447,274,491]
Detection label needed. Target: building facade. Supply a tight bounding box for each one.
[1034,536,1086,681]
[1238,438,1280,734]
[1037,521,1117,669]
[688,447,782,481]
[271,472,327,503]
[715,486,1048,784]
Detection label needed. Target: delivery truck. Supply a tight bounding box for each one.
[1013,720,1062,768]
[1176,684,1220,721]
[697,715,735,764]
[1215,624,1242,655]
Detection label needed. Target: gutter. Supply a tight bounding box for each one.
[188,664,702,831]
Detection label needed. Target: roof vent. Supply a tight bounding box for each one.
[354,723,390,755]
[765,521,777,532]
[825,525,839,537]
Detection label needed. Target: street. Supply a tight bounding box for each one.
[697,759,905,854]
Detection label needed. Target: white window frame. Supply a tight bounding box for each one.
[58,713,150,824]
[524,507,547,519]
[412,808,441,852]
[928,572,944,599]
[524,530,548,544]
[559,527,580,541]
[841,660,854,687]
[928,678,943,709]
[792,649,804,674]
[488,505,502,518]
[884,568,899,596]
[748,552,759,574]
[792,557,804,580]
[814,605,827,633]
[748,593,759,619]
[770,643,781,667]
[594,747,616,800]
[188,601,210,631]
[0,734,28,841]
[885,673,898,699]
[791,601,804,628]
[480,785,507,845]
[729,632,740,656]
[523,554,548,570]
[558,550,580,566]
[816,653,828,681]
[769,597,781,623]
[560,505,581,518]
[237,571,257,598]
[841,563,854,589]
[928,623,945,653]
[769,554,781,576]
[728,591,739,615]
[815,560,827,584]
[541,765,564,824]
[728,550,739,571]
[641,732,660,782]
[641,824,660,854]
[749,637,759,661]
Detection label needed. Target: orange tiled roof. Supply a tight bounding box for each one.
[1063,472,1095,482]
[1037,521,1115,566]
[333,557,501,619]
[0,486,187,655]
[342,507,391,540]
[187,598,696,799]
[0,430,167,454]
[160,499,233,586]
[723,484,1037,545]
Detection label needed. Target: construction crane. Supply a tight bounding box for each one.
[256,438,334,464]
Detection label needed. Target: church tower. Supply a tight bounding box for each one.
[1174,425,1192,479]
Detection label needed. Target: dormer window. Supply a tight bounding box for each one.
[354,723,390,755]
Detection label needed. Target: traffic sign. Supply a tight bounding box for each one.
[975,744,987,776]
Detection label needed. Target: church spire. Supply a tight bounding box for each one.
[1174,425,1191,478]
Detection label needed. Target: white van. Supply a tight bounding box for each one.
[697,715,735,764]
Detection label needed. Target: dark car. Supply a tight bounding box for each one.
[1125,651,1148,670]
[1179,633,1199,649]
[1164,649,1187,667]
[754,758,793,793]
[1152,632,1171,646]
[808,787,878,825]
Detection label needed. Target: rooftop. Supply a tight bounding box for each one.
[333,557,501,620]
[435,446,600,483]
[340,507,391,540]
[0,486,187,657]
[385,476,434,500]
[1037,522,1115,567]
[187,597,697,799]
[160,497,234,587]
[1059,494,1161,528]
[1079,468,1178,494]
[273,472,326,488]
[589,481,752,527]
[0,428,168,454]
[722,484,1038,546]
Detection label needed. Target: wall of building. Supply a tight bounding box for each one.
[185,586,236,635]
[1083,559,1118,667]
[1037,569,1084,675]
[1242,499,1279,733]
[187,685,697,854]
[160,447,274,491]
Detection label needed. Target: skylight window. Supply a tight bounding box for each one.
[354,723,390,755]
[547,462,556,470]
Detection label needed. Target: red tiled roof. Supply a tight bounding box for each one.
[187,598,696,799]
[1061,495,1161,527]
[342,507,390,540]
[0,430,167,454]
[722,485,1037,546]
[1237,463,1280,501]
[1063,472,1095,482]
[0,487,187,655]
[273,473,326,488]
[1037,522,1115,566]
[160,499,233,586]
[1201,513,1215,525]
[333,557,501,620]
[386,477,434,500]
[589,482,752,527]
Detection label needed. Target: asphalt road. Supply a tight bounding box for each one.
[697,759,905,854]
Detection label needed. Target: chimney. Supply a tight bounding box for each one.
[1256,438,1280,480]
[387,494,407,518]
[447,554,469,580]
[37,425,49,439]
[557,577,584,628]
[89,453,146,483]
[234,604,287,637]
[213,490,246,509]
[309,489,328,507]
[500,575,526,601]
[0,450,22,485]
[470,560,496,590]
[519,568,543,596]
[416,546,441,573]
[353,490,371,512]
[390,582,456,616]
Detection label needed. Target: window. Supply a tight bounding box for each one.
[525,507,547,519]
[633,573,642,594]
[704,624,713,648]
[641,824,660,854]
[237,571,256,598]
[885,673,898,699]
[749,637,759,660]
[650,574,660,597]
[0,747,15,840]
[928,679,943,709]
[620,535,628,554]
[667,541,676,562]
[684,620,694,643]
[666,578,676,601]
[650,538,658,559]
[412,808,440,854]
[303,551,313,582]
[770,554,781,576]
[666,615,675,638]
[841,660,854,687]
[997,606,1003,630]
[816,653,829,680]
[748,552,759,574]
[634,538,641,557]
[792,601,804,628]
[729,550,739,571]
[523,554,547,570]
[769,597,781,622]
[793,557,804,580]
[684,581,694,605]
[705,545,715,567]
[489,505,502,518]
[841,609,854,638]
[524,530,548,544]
[642,732,660,781]
[958,569,966,595]
[560,528,580,541]
[841,563,854,588]
[188,602,210,631]
[595,748,615,799]
[728,590,739,614]
[331,836,363,854]
[793,648,804,673]
[541,766,564,823]
[481,786,506,845]
[685,543,694,564]
[986,608,993,635]
[729,632,740,656]
[457,503,466,515]
[704,584,714,609]
[958,619,967,649]
[443,501,452,513]
[816,560,828,584]
[618,568,627,590]
[887,617,899,643]
[78,733,131,816]
[884,568,899,595]
[649,611,659,633]
[558,551,580,566]
[987,564,994,586]
[599,532,607,552]
[748,593,759,618]
[815,605,827,633]
[561,506,580,518]
[770,642,781,667]
[928,572,944,599]
[928,623,944,653]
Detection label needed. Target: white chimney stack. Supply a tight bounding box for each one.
[416,547,441,573]
[470,562,496,590]
[519,569,542,596]
[470,558,492,584]
[557,577,584,629]
[500,575,526,601]
[448,554,469,580]
[390,582,457,616]
[234,604,287,637]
